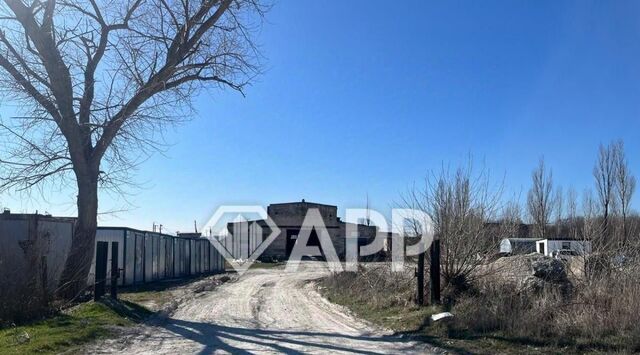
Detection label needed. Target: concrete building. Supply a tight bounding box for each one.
[226,200,378,261]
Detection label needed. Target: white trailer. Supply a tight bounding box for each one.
[536,239,592,257]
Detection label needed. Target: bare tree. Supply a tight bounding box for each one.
[0,0,265,297]
[613,140,636,245]
[580,189,601,280]
[498,199,523,242]
[527,158,554,239]
[554,186,563,237]
[567,187,579,240]
[402,160,502,292]
[593,142,617,239]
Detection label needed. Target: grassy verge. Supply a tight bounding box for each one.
[0,274,229,355]
[0,300,151,355]
[319,281,563,354]
[249,261,286,270]
[318,270,621,354]
[321,286,439,332]
[117,278,196,311]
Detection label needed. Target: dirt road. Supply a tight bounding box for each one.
[94,262,433,354]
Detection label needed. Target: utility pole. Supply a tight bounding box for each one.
[429,237,441,304]
[194,220,198,233]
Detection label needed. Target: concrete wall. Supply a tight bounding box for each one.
[268,202,339,227]
[260,225,287,260]
[0,214,73,321]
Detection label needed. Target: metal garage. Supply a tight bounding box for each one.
[89,227,225,287]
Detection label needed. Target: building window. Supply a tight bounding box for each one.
[562,242,571,250]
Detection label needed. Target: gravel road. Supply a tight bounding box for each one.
[93,262,433,354]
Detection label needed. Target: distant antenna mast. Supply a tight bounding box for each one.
[366,193,371,226]
[194,220,198,233]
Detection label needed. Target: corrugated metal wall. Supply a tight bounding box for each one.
[227,221,262,259]
[92,228,225,286]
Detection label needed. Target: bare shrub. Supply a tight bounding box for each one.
[451,276,564,337]
[451,269,640,351]
[321,264,416,308]
[400,160,503,293]
[0,261,50,324]
[557,275,640,342]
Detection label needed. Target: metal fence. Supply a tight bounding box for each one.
[90,227,225,286]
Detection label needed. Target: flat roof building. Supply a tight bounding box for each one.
[226,200,378,261]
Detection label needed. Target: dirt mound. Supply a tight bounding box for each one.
[488,253,569,291]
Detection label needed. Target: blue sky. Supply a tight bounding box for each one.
[1,0,639,233]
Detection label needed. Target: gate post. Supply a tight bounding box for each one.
[94,241,108,300]
[110,242,119,299]
[429,238,441,304]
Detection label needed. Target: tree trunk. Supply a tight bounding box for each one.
[57,172,99,300]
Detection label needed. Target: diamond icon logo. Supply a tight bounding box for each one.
[201,205,281,275]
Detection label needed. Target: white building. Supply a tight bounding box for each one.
[499,238,540,254]
[536,238,592,257]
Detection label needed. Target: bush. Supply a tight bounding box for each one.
[450,271,640,351]
[451,280,563,338]
[321,264,417,308]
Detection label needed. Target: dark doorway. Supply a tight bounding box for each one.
[307,229,324,259]
[286,228,324,260]
[95,241,108,300]
[286,229,299,258]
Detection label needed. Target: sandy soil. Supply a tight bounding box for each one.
[89,262,434,354]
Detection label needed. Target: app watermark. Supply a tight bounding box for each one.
[200,205,433,274]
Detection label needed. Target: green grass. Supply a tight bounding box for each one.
[120,289,175,311]
[0,300,152,355]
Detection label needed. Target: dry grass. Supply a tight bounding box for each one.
[321,260,640,354]
[319,263,443,332]
[321,264,418,308]
[450,270,640,352]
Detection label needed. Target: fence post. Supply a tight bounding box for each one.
[416,251,425,306]
[429,238,441,304]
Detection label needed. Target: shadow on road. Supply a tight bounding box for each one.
[155,317,419,355]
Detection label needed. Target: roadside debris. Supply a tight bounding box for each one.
[430,312,454,322]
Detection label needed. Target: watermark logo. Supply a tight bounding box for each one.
[201,205,434,274]
[201,205,281,274]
